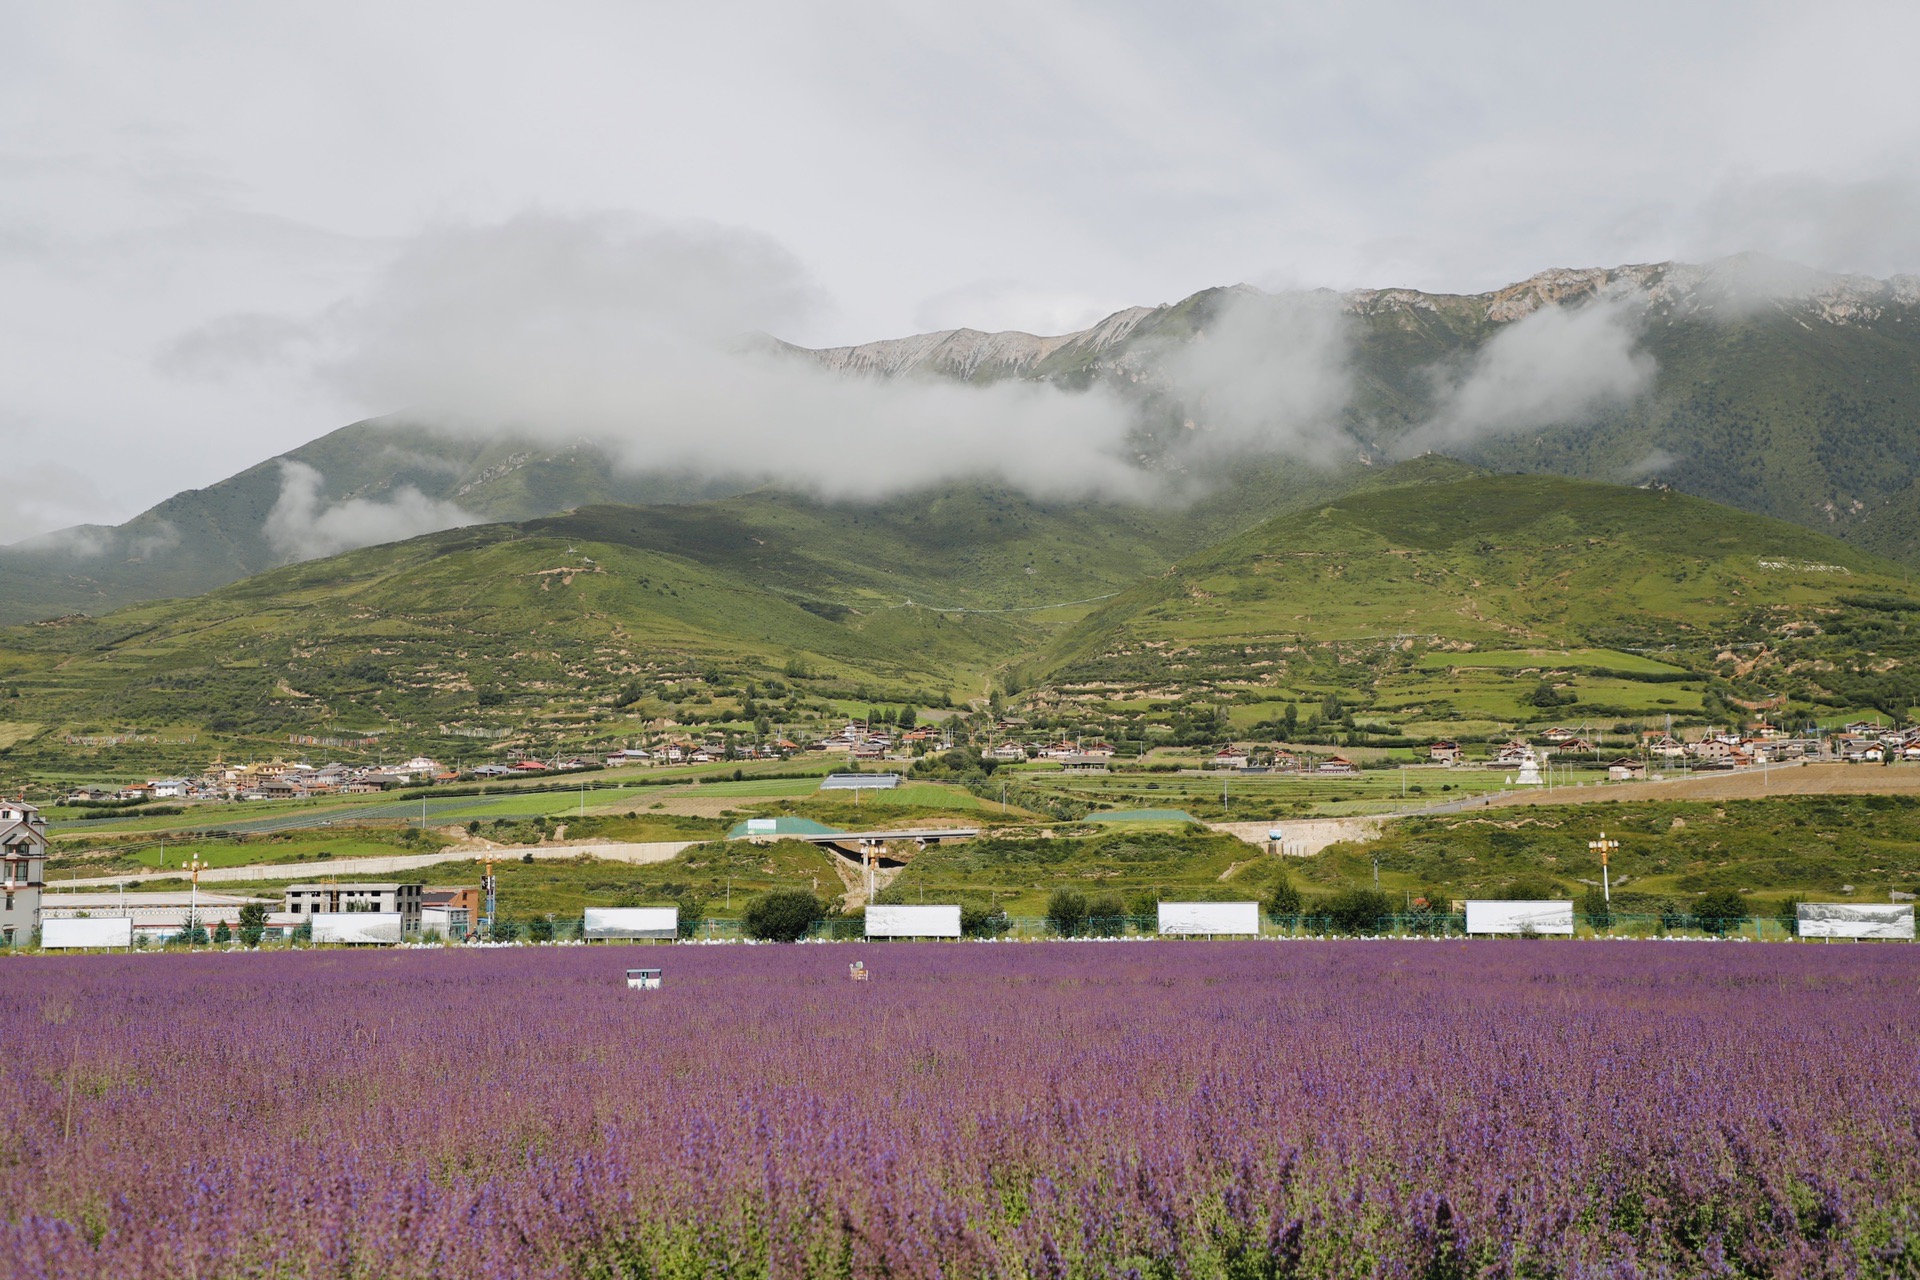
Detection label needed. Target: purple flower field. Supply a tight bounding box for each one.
[6,941,1920,1278]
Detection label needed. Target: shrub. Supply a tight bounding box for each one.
[1265,871,1304,922]
[1775,896,1804,939]
[1694,889,1747,936]
[1325,888,1393,935]
[1087,892,1127,938]
[1046,887,1090,937]
[677,899,706,940]
[212,921,232,945]
[960,902,1010,938]
[1407,887,1456,936]
[492,918,522,942]
[1582,887,1613,931]
[528,916,556,943]
[744,891,825,942]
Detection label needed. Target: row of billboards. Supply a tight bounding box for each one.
[1461,900,1916,939]
[38,901,1918,947]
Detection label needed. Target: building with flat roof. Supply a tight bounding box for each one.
[283,883,423,932]
[1,801,48,947]
[40,890,274,943]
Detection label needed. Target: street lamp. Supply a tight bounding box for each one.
[184,853,208,941]
[1588,831,1619,904]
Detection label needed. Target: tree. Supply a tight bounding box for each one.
[1775,896,1804,939]
[898,705,917,729]
[1265,871,1304,922]
[1281,703,1299,736]
[1325,887,1392,935]
[212,920,233,944]
[1087,891,1127,937]
[744,890,825,942]
[528,915,556,943]
[237,902,268,947]
[1529,680,1563,708]
[960,902,1009,938]
[1581,886,1612,931]
[1694,888,1747,936]
[1046,887,1090,937]
[491,917,522,942]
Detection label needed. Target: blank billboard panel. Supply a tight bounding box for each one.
[311,912,404,944]
[865,905,962,938]
[584,907,679,939]
[1798,903,1914,939]
[1465,900,1575,935]
[1158,901,1261,936]
[41,917,134,949]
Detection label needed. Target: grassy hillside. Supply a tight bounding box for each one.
[5,465,1917,783]
[1037,470,1920,741]
[1307,793,1920,916]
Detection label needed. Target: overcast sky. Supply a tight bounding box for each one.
[6,0,1920,535]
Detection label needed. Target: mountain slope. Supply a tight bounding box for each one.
[4,464,1916,783]
[1036,469,1920,738]
[9,255,1920,626]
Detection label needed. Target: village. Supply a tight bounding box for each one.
[58,715,1920,811]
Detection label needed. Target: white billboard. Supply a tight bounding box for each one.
[1798,902,1915,939]
[865,904,962,938]
[1158,901,1261,936]
[584,907,679,939]
[41,917,134,949]
[311,912,404,944]
[1465,900,1575,935]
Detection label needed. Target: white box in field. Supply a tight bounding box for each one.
[1464,900,1574,935]
[310,912,404,944]
[41,917,134,949]
[1157,901,1261,936]
[584,907,679,939]
[864,904,962,938]
[1797,903,1914,939]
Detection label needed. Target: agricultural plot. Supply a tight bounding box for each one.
[8,944,1920,1277]
[1031,767,1520,820]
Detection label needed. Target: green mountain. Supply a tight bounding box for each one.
[0,421,748,626]
[7,256,1920,627]
[3,464,1916,780]
[1036,467,1920,741]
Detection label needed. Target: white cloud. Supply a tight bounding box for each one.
[313,212,1153,500]
[1154,289,1355,464]
[262,459,477,562]
[6,0,1920,526]
[1403,298,1656,450]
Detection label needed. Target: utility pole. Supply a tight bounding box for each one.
[1588,831,1619,904]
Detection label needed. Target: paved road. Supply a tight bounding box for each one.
[48,840,698,888]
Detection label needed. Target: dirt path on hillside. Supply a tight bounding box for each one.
[1210,817,1387,854]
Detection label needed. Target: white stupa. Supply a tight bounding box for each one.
[1514,746,1544,786]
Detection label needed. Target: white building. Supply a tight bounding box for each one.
[39,890,274,943]
[1,802,49,946]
